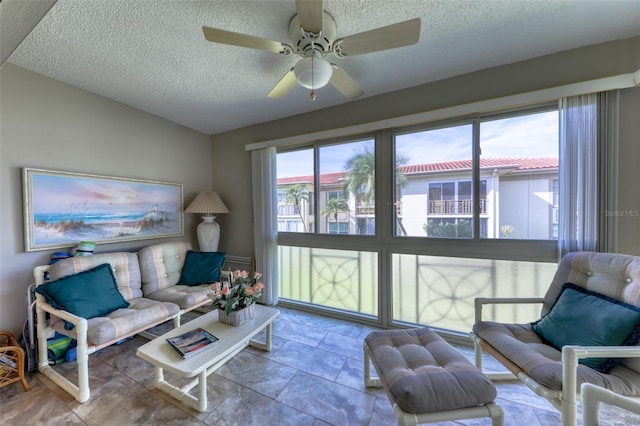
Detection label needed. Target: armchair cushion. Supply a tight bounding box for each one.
[177,251,225,286]
[473,320,640,394]
[35,263,130,319]
[532,283,640,373]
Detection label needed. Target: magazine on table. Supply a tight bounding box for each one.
[166,328,219,359]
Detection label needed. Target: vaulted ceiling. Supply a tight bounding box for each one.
[4,0,640,135]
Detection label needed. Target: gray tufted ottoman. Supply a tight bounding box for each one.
[364,327,503,425]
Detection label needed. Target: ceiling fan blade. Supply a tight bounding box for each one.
[295,0,324,33]
[334,18,421,57]
[202,26,288,54]
[267,69,298,98]
[329,64,364,100]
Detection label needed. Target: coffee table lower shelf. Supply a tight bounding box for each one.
[136,305,279,412]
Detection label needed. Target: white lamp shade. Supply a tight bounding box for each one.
[185,192,229,214]
[294,55,333,89]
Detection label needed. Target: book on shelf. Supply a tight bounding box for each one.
[166,328,219,359]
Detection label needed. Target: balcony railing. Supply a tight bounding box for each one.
[278,205,298,216]
[355,204,375,215]
[279,246,556,333]
[354,203,402,216]
[428,199,487,215]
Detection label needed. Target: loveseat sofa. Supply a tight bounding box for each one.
[33,241,224,403]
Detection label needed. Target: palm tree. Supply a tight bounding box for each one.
[281,184,309,232]
[343,147,375,206]
[343,145,409,209]
[322,196,349,231]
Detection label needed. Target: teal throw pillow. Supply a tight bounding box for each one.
[532,282,640,373]
[177,251,226,286]
[35,263,129,319]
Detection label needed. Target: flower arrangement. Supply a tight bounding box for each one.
[209,270,265,315]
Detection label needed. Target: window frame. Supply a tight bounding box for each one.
[276,102,559,334]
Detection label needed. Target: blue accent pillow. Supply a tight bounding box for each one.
[532,282,640,373]
[177,251,226,286]
[35,263,129,319]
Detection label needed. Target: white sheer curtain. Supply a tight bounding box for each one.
[558,91,619,257]
[251,147,278,305]
[558,93,598,256]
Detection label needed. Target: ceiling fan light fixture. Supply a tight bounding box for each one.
[294,54,333,89]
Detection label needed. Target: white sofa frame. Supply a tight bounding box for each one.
[33,264,181,403]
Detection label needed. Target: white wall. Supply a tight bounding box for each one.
[0,64,213,337]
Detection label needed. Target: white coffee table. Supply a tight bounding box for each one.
[136,304,279,412]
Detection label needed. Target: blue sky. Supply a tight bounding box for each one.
[277,110,558,178]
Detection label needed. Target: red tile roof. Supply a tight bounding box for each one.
[277,157,558,185]
[277,171,345,186]
[400,157,558,174]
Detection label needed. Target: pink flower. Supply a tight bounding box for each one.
[253,272,262,280]
[254,282,264,290]
[221,287,229,295]
[245,286,255,295]
[233,270,241,279]
[240,270,249,279]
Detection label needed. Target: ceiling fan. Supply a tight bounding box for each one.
[202,0,421,101]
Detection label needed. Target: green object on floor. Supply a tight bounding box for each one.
[47,334,73,365]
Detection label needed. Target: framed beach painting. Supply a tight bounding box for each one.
[22,168,183,252]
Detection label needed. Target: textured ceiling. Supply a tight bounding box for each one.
[5,0,640,135]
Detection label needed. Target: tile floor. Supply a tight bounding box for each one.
[2,306,640,425]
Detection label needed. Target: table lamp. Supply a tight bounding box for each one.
[184,192,229,251]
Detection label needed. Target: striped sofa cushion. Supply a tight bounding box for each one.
[49,297,180,346]
[138,242,191,295]
[49,252,142,300]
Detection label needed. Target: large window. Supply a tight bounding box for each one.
[276,105,559,334]
[480,111,559,239]
[277,139,375,236]
[394,109,558,240]
[395,124,474,237]
[276,149,314,233]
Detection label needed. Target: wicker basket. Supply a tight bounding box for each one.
[0,332,29,391]
[218,304,256,326]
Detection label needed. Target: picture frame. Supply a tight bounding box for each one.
[22,168,183,252]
